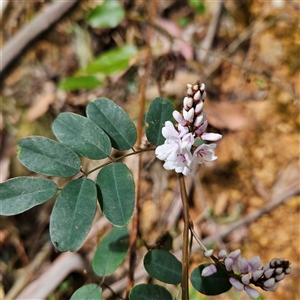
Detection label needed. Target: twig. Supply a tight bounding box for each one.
[0,0,79,76]
[178,173,190,300]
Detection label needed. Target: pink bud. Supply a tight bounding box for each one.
[264,268,274,279]
[229,277,243,291]
[228,249,241,260]
[244,286,260,299]
[183,107,194,123]
[172,110,187,126]
[238,257,249,274]
[218,249,227,259]
[252,269,264,281]
[201,91,207,100]
[201,132,222,142]
[195,101,204,114]
[264,278,275,288]
[195,120,208,136]
[225,257,234,271]
[248,256,261,272]
[200,83,205,92]
[201,264,217,277]
[187,88,193,96]
[241,274,250,285]
[183,97,193,110]
[204,249,214,257]
[194,90,201,101]
[194,114,205,127]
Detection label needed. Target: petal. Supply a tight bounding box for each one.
[248,256,261,272]
[201,264,217,277]
[244,286,260,299]
[173,110,187,126]
[201,132,222,142]
[229,277,244,291]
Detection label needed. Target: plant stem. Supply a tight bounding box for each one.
[178,173,190,300]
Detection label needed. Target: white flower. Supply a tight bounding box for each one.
[192,143,217,164]
[201,264,217,277]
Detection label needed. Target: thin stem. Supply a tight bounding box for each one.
[178,173,190,300]
[190,226,207,252]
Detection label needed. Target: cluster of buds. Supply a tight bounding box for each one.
[202,249,291,299]
[155,81,222,176]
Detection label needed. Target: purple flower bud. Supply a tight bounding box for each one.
[218,249,227,259]
[183,97,193,110]
[263,283,278,291]
[201,91,207,100]
[241,274,250,285]
[195,101,204,114]
[263,262,270,271]
[200,83,205,92]
[228,249,241,260]
[264,278,275,288]
[229,277,243,291]
[275,273,285,281]
[194,114,205,127]
[264,268,274,279]
[201,132,222,142]
[204,249,214,257]
[239,257,249,274]
[252,269,264,281]
[248,256,261,272]
[275,267,283,275]
[173,110,187,126]
[225,257,234,271]
[244,286,260,299]
[285,267,291,274]
[194,90,201,101]
[201,264,217,277]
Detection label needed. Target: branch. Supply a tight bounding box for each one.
[0,0,79,76]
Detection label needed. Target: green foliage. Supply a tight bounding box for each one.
[85,45,138,76]
[92,227,129,276]
[190,263,232,295]
[59,75,101,91]
[129,284,173,300]
[87,98,137,150]
[70,284,102,300]
[97,163,135,226]
[52,112,111,160]
[86,0,125,29]
[188,0,206,14]
[18,136,81,177]
[145,97,174,146]
[50,178,97,252]
[144,249,182,284]
[0,177,57,215]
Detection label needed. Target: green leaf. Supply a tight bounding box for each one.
[50,178,97,252]
[92,227,129,276]
[188,0,206,14]
[190,263,232,295]
[145,97,174,146]
[70,284,102,300]
[87,98,137,150]
[96,163,135,226]
[129,284,172,300]
[144,249,182,284]
[52,112,111,160]
[0,177,57,216]
[18,136,81,177]
[86,0,125,29]
[85,45,138,76]
[59,75,101,91]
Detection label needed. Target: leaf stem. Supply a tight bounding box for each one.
[178,173,190,300]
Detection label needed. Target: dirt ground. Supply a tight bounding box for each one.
[1,1,299,299]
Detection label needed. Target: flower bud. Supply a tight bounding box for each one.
[264,268,274,279]
[187,88,193,96]
[183,97,193,110]
[244,286,260,299]
[238,257,249,274]
[263,283,278,291]
[200,83,205,92]
[252,269,264,281]
[204,249,214,257]
[195,101,204,114]
[284,267,291,274]
[194,114,205,127]
[275,267,283,275]
[194,90,201,101]
[225,257,234,271]
[218,249,227,259]
[228,249,241,260]
[173,110,187,126]
[201,132,222,142]
[193,84,199,90]
[183,107,194,123]
[263,262,270,271]
[201,91,207,100]
[201,264,217,277]
[275,273,285,281]
[248,256,261,272]
[263,278,275,288]
[241,274,250,285]
[229,277,243,291]
[187,83,192,89]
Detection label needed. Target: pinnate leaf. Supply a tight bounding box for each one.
[52,112,111,160]
[18,136,81,177]
[190,263,232,295]
[50,178,97,252]
[0,177,57,216]
[87,98,137,150]
[145,97,174,146]
[70,284,102,300]
[86,0,125,29]
[144,249,182,284]
[97,163,135,226]
[92,227,129,276]
[129,284,172,300]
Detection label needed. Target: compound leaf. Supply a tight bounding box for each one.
[144,249,182,284]
[97,163,135,226]
[92,227,129,277]
[87,98,137,150]
[0,177,57,216]
[52,112,111,160]
[18,136,81,177]
[145,97,174,146]
[50,178,97,252]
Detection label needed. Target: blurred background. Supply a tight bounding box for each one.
[1,0,299,299]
